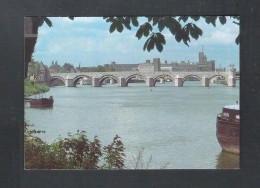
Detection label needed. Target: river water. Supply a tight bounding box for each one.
[25,81,239,169]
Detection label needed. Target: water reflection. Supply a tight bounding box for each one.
[216,151,239,169]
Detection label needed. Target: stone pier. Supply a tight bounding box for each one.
[118,77,127,87]
[146,77,154,87]
[201,76,209,87]
[65,76,75,87]
[175,75,183,87]
[110,79,115,84]
[92,77,100,87]
[160,78,165,84]
[228,76,236,87]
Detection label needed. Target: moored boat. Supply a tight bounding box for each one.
[216,104,240,154]
[24,97,31,102]
[30,96,54,108]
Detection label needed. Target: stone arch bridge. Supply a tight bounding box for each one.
[48,71,236,87]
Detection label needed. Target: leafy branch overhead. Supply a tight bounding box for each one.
[103,16,240,52]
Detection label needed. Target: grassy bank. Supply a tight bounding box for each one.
[25,80,50,97]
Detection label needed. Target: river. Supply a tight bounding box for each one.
[25,81,240,169]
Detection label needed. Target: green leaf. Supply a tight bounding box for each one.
[204,16,217,27]
[116,23,124,32]
[123,17,131,30]
[135,23,152,39]
[109,22,117,33]
[175,31,183,42]
[131,17,139,27]
[147,37,155,51]
[219,16,226,25]
[123,22,131,30]
[147,17,152,22]
[189,23,202,40]
[155,41,163,52]
[167,17,182,35]
[156,33,166,45]
[158,20,165,32]
[152,17,159,26]
[193,24,203,36]
[136,27,144,39]
[190,16,200,21]
[178,16,189,22]
[143,37,151,51]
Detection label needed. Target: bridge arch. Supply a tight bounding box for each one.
[182,74,202,85]
[208,75,228,85]
[125,74,145,86]
[48,76,65,86]
[73,75,92,86]
[98,75,118,86]
[153,74,174,86]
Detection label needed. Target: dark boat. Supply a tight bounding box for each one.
[216,105,240,154]
[30,96,54,108]
[24,97,31,102]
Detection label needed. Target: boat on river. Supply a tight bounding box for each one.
[30,96,54,108]
[216,104,240,154]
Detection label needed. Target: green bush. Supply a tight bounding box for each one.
[24,122,125,169]
[24,80,50,96]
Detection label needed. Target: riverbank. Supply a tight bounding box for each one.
[25,80,50,97]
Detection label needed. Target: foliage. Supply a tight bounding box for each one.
[103,135,125,169]
[24,122,125,169]
[28,61,40,76]
[24,80,50,96]
[92,65,117,72]
[103,16,240,52]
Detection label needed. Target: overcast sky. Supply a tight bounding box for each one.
[33,17,239,70]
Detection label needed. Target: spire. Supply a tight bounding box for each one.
[202,45,204,53]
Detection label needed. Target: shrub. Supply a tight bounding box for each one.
[24,122,125,169]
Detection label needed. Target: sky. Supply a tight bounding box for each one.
[33,17,239,70]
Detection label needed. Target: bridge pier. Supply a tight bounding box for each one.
[201,76,209,87]
[65,78,75,87]
[146,77,154,87]
[175,75,183,87]
[118,77,127,87]
[160,78,165,84]
[228,76,236,87]
[92,77,100,87]
[110,79,115,84]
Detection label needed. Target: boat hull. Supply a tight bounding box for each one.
[216,119,240,154]
[30,98,54,108]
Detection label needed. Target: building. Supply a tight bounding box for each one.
[138,59,161,72]
[104,47,215,73]
[157,46,215,72]
[104,62,139,71]
[38,62,46,82]
[49,61,62,73]
[138,60,155,72]
[37,61,51,84]
[62,63,75,73]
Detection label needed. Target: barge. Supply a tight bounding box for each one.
[30,96,54,108]
[216,104,240,154]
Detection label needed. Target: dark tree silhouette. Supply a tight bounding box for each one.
[103,16,240,52]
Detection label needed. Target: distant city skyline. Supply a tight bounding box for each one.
[33,17,239,70]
